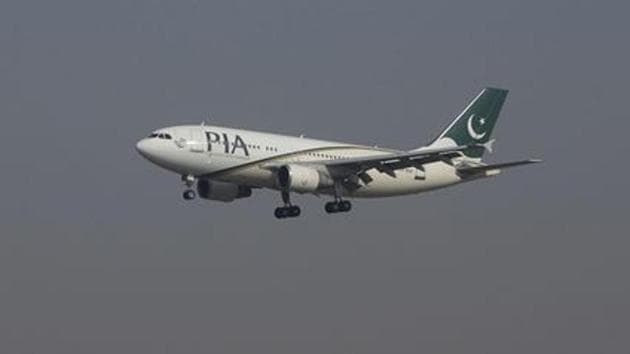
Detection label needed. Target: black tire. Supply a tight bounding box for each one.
[289,206,301,217]
[325,202,339,214]
[274,207,286,219]
[340,200,352,212]
[183,190,196,200]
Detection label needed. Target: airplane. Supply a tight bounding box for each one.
[136,87,541,219]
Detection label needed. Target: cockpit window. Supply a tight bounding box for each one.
[148,132,173,140]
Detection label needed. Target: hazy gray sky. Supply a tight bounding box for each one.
[1,0,628,353]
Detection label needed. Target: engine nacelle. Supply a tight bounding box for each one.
[277,165,333,193]
[197,180,252,202]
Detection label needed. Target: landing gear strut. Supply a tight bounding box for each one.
[325,181,352,214]
[274,190,301,219]
[181,174,197,201]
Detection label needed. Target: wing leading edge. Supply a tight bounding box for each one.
[263,143,490,179]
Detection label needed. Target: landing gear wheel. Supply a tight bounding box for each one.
[274,207,287,219]
[183,189,196,200]
[275,206,301,219]
[326,181,352,214]
[325,200,352,214]
[274,190,302,219]
[289,205,301,217]
[325,201,340,214]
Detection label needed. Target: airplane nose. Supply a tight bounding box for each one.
[136,139,149,156]
[136,138,159,161]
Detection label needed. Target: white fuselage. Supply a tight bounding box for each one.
[136,125,466,198]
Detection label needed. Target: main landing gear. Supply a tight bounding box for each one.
[182,174,197,200]
[274,205,301,218]
[275,191,301,219]
[273,182,352,219]
[325,181,352,214]
[325,200,352,214]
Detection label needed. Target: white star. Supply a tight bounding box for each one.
[479,117,486,125]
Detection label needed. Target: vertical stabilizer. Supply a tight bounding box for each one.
[428,87,508,159]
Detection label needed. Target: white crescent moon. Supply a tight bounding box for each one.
[467,114,486,140]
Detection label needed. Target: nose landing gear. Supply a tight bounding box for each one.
[181,174,197,201]
[183,189,196,200]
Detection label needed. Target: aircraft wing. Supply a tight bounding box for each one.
[320,144,482,178]
[456,159,542,177]
[264,143,487,181]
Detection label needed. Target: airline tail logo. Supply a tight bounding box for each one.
[427,87,508,159]
[466,114,488,140]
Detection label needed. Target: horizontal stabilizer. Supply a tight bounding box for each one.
[457,159,542,176]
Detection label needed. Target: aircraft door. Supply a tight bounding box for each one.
[189,128,206,153]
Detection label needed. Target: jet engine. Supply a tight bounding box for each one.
[277,165,333,193]
[197,179,252,202]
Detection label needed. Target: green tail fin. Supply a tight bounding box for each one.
[430,87,508,158]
